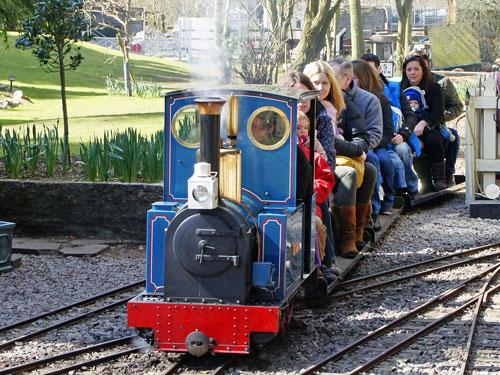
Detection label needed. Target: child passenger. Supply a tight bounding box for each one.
[404,86,455,142]
[296,111,338,282]
[297,110,328,163]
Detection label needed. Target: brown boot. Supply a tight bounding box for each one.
[338,206,358,259]
[355,202,372,250]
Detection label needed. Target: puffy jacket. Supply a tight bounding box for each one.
[298,141,335,218]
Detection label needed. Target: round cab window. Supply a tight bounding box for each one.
[172,105,201,148]
[247,107,290,150]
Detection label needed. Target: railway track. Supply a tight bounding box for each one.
[0,280,145,374]
[298,262,500,374]
[162,355,233,375]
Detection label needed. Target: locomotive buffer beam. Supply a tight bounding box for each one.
[196,240,240,266]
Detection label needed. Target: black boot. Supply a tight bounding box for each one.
[413,155,433,194]
[430,161,447,191]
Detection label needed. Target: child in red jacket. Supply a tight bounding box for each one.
[297,111,338,281]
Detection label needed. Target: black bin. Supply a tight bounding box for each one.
[0,221,15,272]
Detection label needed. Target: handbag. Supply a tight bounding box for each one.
[336,155,365,188]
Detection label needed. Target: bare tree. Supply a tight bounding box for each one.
[394,0,413,66]
[261,0,295,81]
[292,0,342,71]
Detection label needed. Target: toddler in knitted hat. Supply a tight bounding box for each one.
[404,86,426,113]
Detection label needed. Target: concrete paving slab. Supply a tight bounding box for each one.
[60,244,110,256]
[12,237,31,244]
[70,239,120,246]
[12,240,61,254]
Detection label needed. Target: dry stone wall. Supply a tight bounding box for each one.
[0,180,163,241]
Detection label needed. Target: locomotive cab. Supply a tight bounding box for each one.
[128,85,322,356]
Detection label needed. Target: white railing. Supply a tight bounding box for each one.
[465,73,500,207]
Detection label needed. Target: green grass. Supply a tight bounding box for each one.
[0,32,195,152]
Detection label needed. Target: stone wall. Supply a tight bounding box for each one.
[0,180,163,241]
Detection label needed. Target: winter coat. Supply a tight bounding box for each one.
[383,79,420,155]
[335,93,370,158]
[298,141,335,218]
[374,94,396,151]
[345,82,383,149]
[402,80,445,129]
[432,72,464,122]
[306,100,336,172]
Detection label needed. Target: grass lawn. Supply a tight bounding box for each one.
[0,32,196,152]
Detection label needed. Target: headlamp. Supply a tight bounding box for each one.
[192,185,209,202]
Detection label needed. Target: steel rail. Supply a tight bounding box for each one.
[163,355,187,375]
[40,345,149,375]
[0,279,145,334]
[298,262,500,375]
[349,277,500,375]
[339,242,500,287]
[0,335,139,374]
[331,250,500,300]
[212,358,233,375]
[458,265,500,375]
[0,296,131,351]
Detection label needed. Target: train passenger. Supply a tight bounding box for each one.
[297,108,328,162]
[352,59,402,227]
[408,50,463,188]
[297,111,338,281]
[360,53,419,200]
[328,58,382,236]
[400,55,447,191]
[303,62,376,257]
[282,71,340,276]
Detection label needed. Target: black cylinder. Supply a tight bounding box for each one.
[195,98,226,176]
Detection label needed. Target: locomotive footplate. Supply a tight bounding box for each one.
[128,293,281,355]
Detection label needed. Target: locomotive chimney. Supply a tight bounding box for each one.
[195,97,226,177]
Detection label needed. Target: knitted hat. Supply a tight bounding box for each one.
[404,86,427,112]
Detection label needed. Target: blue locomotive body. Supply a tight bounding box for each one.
[128,85,322,355]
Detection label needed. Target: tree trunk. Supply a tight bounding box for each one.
[447,0,457,25]
[404,1,413,57]
[58,52,70,165]
[215,0,224,48]
[396,17,406,67]
[349,0,364,59]
[395,0,412,67]
[124,0,132,96]
[293,0,341,71]
[331,8,340,59]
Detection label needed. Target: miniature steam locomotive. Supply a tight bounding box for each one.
[127,85,325,356]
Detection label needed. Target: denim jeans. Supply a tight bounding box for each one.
[319,200,336,263]
[375,148,395,211]
[445,128,459,177]
[394,142,419,194]
[389,150,407,189]
[366,150,382,215]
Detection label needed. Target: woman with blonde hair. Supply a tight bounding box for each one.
[304,61,377,259]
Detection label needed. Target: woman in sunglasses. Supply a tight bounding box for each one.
[400,55,447,191]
